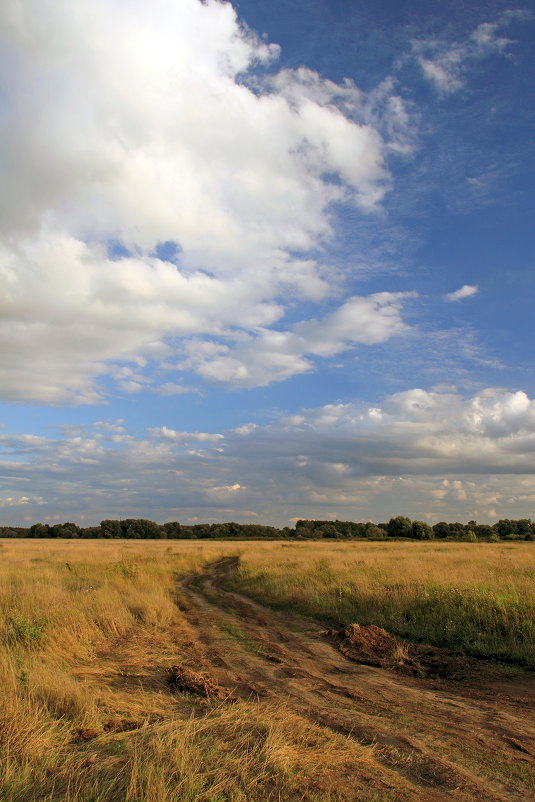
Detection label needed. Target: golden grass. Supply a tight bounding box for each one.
[226,540,535,665]
[0,539,387,801]
[0,537,532,801]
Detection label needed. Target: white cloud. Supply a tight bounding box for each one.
[2,387,535,525]
[444,285,479,302]
[93,419,125,433]
[232,424,258,435]
[0,495,46,508]
[178,292,415,387]
[0,0,411,403]
[210,483,243,493]
[148,426,224,443]
[412,15,521,94]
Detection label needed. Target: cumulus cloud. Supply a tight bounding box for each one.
[0,495,46,508]
[177,292,415,387]
[149,426,224,443]
[0,0,412,403]
[412,13,524,94]
[93,419,125,433]
[2,387,535,525]
[443,285,479,302]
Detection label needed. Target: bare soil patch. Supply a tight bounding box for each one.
[175,555,535,801]
[323,622,479,679]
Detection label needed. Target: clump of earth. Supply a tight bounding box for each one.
[322,623,477,680]
[167,664,235,699]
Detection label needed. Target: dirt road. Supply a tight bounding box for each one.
[175,556,535,801]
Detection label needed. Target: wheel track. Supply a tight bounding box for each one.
[176,557,535,802]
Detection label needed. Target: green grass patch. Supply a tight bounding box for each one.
[216,620,264,656]
[5,615,47,648]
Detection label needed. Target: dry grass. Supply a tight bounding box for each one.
[226,540,535,665]
[0,539,388,801]
[0,537,533,801]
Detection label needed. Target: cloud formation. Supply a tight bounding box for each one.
[0,0,412,403]
[177,292,415,387]
[444,285,479,302]
[412,13,525,94]
[2,387,535,525]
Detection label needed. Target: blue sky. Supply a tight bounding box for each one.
[0,0,534,527]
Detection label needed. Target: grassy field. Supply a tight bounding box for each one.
[225,540,535,666]
[0,538,533,801]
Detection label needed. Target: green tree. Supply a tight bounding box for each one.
[100,520,121,538]
[121,519,163,538]
[433,522,450,539]
[28,523,50,538]
[386,516,412,538]
[364,523,386,539]
[316,524,339,538]
[494,520,515,539]
[163,521,182,538]
[410,520,434,540]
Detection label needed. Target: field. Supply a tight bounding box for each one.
[0,538,534,801]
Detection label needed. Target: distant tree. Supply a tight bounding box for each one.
[433,522,450,539]
[493,520,515,539]
[58,522,80,538]
[364,523,386,539]
[191,524,213,539]
[294,521,314,538]
[81,526,101,538]
[11,515,535,542]
[410,520,434,540]
[29,523,50,538]
[386,516,412,538]
[163,521,182,539]
[316,524,339,538]
[516,519,532,536]
[474,524,492,539]
[100,520,121,538]
[121,519,162,539]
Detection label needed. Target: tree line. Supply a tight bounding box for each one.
[0,516,534,540]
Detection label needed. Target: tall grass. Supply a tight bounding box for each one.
[0,537,532,801]
[225,540,535,666]
[0,539,385,801]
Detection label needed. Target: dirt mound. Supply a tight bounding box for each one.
[408,642,478,681]
[71,727,100,743]
[322,624,476,680]
[167,664,235,700]
[333,624,399,666]
[71,719,144,743]
[104,718,143,733]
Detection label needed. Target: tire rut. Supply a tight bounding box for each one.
[177,556,535,802]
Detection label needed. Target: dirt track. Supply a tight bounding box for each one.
[176,556,535,801]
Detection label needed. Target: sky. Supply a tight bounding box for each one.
[0,0,534,528]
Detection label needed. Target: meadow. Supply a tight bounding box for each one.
[225,540,535,666]
[0,538,533,801]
